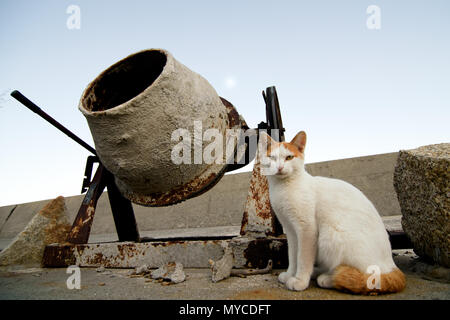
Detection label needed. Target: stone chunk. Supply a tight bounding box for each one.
[150,261,186,284]
[209,244,234,283]
[135,264,150,275]
[0,196,71,267]
[394,143,449,267]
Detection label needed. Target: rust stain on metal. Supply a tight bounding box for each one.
[42,239,228,268]
[240,210,249,235]
[82,204,95,224]
[125,170,224,207]
[67,204,94,240]
[249,165,272,220]
[79,243,143,267]
[42,245,77,267]
[220,97,245,129]
[66,165,106,244]
[87,252,107,266]
[240,160,282,236]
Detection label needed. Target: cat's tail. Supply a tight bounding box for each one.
[332,265,406,295]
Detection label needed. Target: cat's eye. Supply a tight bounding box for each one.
[286,155,294,161]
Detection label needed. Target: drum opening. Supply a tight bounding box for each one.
[83,50,167,112]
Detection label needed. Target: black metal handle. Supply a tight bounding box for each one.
[262,86,285,142]
[11,90,97,155]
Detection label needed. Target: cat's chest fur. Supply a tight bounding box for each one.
[267,175,315,222]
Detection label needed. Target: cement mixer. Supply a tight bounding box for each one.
[78,49,247,207]
[11,50,414,269]
[11,49,285,244]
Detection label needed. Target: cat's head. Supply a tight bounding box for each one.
[260,130,307,179]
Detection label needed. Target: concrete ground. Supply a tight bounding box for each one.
[1,250,448,300]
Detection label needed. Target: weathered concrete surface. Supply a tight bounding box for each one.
[394,143,449,267]
[0,152,402,245]
[209,243,234,282]
[0,250,448,300]
[306,152,401,218]
[150,261,186,284]
[43,240,229,269]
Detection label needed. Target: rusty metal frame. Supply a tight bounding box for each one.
[67,161,140,244]
[43,240,231,268]
[42,232,411,269]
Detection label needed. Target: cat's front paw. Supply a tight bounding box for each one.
[286,276,310,291]
[278,272,291,284]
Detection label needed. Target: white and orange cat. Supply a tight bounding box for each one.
[260,131,405,294]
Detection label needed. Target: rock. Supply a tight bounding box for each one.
[150,262,186,284]
[0,196,71,267]
[209,243,234,283]
[135,264,150,275]
[394,143,449,267]
[96,266,105,273]
[393,249,450,284]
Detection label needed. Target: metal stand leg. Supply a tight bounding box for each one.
[66,163,140,244]
[66,165,107,244]
[105,170,140,242]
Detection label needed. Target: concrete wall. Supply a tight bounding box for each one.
[0,152,401,240]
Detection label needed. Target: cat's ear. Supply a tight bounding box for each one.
[291,131,307,153]
[259,131,271,140]
[259,131,275,145]
[258,131,274,155]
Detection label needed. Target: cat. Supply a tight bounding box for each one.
[260,130,405,294]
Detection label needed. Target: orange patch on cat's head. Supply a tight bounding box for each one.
[266,140,279,157]
[281,142,304,159]
[263,130,307,159]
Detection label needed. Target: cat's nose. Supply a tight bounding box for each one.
[277,166,284,173]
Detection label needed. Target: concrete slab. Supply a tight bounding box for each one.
[0,250,448,300]
[305,152,401,217]
[0,226,242,251]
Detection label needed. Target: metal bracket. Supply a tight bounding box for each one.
[67,162,140,244]
[81,155,99,193]
[240,86,285,237]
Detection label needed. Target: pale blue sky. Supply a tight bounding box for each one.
[0,0,449,206]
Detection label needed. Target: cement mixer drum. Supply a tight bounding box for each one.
[79,49,245,206]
